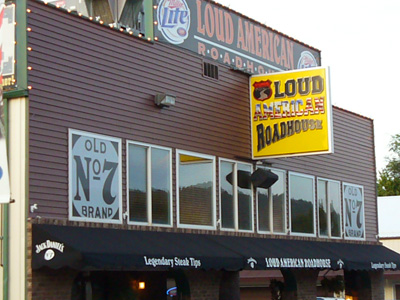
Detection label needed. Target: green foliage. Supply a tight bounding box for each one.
[378,134,400,196]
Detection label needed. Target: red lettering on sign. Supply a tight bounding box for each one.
[198,42,206,55]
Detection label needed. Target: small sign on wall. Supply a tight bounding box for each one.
[343,183,365,240]
[69,129,122,223]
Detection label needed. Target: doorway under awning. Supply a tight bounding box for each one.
[32,224,400,272]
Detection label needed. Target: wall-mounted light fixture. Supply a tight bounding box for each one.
[138,281,145,290]
[154,93,176,108]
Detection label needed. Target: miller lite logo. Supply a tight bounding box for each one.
[157,0,190,44]
[297,51,317,69]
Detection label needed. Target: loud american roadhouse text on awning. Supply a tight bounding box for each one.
[253,74,325,151]
[265,257,331,269]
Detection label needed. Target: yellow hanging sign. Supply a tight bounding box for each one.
[250,67,333,159]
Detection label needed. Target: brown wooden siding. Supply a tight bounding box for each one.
[27,1,377,242]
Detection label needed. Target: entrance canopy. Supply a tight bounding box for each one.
[32,224,400,272]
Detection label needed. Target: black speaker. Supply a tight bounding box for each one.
[250,168,278,189]
[226,170,252,189]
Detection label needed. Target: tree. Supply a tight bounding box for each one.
[377,134,400,196]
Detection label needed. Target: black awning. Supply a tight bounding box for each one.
[32,224,400,272]
[32,224,244,271]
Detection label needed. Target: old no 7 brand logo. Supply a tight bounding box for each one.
[344,184,364,239]
[69,130,121,223]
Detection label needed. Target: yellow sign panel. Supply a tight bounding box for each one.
[250,67,333,159]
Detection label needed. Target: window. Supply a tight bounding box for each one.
[289,172,315,236]
[257,168,286,234]
[127,142,172,226]
[317,178,342,238]
[220,160,253,231]
[177,151,215,229]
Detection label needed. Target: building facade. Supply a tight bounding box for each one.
[2,0,400,299]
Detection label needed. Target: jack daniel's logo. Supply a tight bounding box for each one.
[36,240,65,261]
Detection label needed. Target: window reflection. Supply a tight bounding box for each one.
[128,142,171,226]
[129,144,147,223]
[220,161,253,231]
[237,164,252,231]
[272,170,286,233]
[290,173,315,235]
[178,153,214,228]
[257,184,270,232]
[329,181,341,237]
[257,168,286,234]
[220,161,234,229]
[151,148,171,225]
[318,180,328,236]
[317,179,342,238]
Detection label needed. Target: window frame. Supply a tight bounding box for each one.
[317,177,342,239]
[256,167,287,235]
[288,171,316,237]
[219,158,254,232]
[176,149,216,230]
[126,140,173,227]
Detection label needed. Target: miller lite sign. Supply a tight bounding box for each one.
[69,129,122,223]
[157,0,190,44]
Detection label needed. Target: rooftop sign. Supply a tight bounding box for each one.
[154,0,320,74]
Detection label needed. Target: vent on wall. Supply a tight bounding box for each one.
[203,62,219,80]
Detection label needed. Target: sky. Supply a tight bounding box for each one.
[213,0,400,173]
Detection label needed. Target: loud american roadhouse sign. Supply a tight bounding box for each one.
[250,67,333,159]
